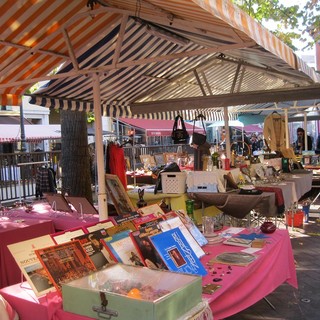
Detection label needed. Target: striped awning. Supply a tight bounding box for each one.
[1,1,319,118]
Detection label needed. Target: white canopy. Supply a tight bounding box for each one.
[0,125,61,143]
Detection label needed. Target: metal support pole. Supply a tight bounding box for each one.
[93,72,108,219]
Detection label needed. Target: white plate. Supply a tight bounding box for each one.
[239,185,255,190]
[206,236,223,245]
[204,233,218,238]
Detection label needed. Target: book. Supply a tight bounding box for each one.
[102,230,145,267]
[132,213,164,229]
[137,203,165,217]
[159,217,206,258]
[173,211,208,247]
[223,237,253,247]
[105,220,137,236]
[7,235,56,297]
[112,211,141,225]
[149,227,207,276]
[72,229,115,269]
[35,240,96,292]
[130,225,167,270]
[84,219,115,233]
[51,226,86,244]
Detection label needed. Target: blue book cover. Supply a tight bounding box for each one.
[149,227,207,276]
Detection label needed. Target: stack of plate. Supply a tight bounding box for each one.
[205,233,224,245]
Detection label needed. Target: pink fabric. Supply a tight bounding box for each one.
[0,229,296,320]
[201,229,297,320]
[7,202,99,231]
[0,218,55,288]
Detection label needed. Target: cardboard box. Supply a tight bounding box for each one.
[62,264,202,320]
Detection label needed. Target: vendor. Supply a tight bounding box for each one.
[295,128,313,154]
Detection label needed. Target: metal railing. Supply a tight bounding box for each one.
[0,151,61,203]
[0,144,192,203]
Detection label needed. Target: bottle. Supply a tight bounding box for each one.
[211,151,219,170]
[185,199,195,221]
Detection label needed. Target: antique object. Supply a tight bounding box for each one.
[62,264,202,320]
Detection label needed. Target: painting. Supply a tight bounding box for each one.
[105,174,135,215]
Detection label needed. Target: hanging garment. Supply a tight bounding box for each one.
[35,166,56,197]
[263,112,286,152]
[108,143,127,190]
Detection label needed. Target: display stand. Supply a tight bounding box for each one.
[66,196,98,218]
[45,193,72,214]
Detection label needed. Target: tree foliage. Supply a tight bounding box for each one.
[233,0,319,50]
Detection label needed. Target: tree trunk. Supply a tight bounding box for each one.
[60,110,93,203]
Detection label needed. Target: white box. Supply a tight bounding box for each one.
[161,172,187,194]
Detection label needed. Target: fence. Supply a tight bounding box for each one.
[0,144,193,203]
[0,151,61,203]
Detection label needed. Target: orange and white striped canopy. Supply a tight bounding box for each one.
[0,0,318,118]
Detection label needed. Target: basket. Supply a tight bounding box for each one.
[161,172,187,194]
[286,210,304,227]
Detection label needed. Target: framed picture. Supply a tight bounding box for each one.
[105,174,135,215]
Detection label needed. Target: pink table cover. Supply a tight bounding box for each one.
[202,229,297,319]
[0,218,55,288]
[0,229,296,320]
[7,202,99,231]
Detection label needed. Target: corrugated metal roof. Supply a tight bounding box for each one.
[0,0,319,120]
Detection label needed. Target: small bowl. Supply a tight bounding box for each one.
[260,221,276,234]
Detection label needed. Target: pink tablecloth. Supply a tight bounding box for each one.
[7,201,99,231]
[201,229,297,320]
[0,229,296,320]
[0,217,55,288]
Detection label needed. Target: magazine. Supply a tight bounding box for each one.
[84,219,115,233]
[51,227,86,244]
[132,213,164,229]
[112,211,141,225]
[102,230,144,267]
[159,217,205,258]
[105,220,137,236]
[174,211,208,247]
[137,203,165,217]
[149,227,207,276]
[130,225,167,270]
[35,240,96,292]
[223,237,253,247]
[7,235,56,297]
[72,229,115,269]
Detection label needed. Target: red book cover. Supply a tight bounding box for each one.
[132,213,164,229]
[35,240,96,293]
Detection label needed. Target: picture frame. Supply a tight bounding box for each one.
[105,174,135,215]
